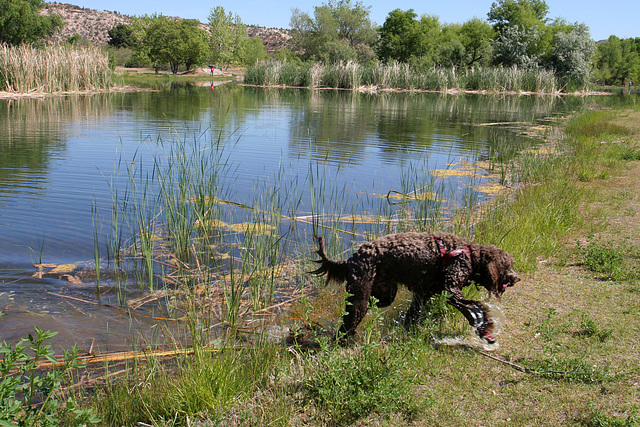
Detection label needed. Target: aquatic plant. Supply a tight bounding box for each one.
[245,60,562,93]
[0,44,113,93]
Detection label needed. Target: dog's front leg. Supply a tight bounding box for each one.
[447,290,495,343]
[442,258,495,343]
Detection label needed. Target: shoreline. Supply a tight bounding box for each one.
[1,81,612,100]
[0,86,148,100]
[241,82,611,96]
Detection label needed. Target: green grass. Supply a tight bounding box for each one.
[565,110,630,139]
[38,101,640,425]
[90,345,284,426]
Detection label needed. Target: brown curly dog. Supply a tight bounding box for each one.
[311,232,520,343]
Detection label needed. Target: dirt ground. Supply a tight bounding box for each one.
[489,114,640,423]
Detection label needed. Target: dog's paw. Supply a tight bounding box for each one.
[480,331,496,344]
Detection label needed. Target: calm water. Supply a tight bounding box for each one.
[0,82,608,350]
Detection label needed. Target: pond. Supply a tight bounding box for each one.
[0,82,607,352]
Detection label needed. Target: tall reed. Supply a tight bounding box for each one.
[0,43,113,93]
[98,112,531,345]
[245,60,564,93]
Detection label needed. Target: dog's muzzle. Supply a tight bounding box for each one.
[500,271,520,294]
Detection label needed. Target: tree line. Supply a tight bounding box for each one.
[1,0,638,85]
[284,0,638,88]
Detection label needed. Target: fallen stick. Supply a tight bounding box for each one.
[476,350,596,377]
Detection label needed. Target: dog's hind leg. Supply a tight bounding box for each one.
[403,291,430,327]
[338,276,373,338]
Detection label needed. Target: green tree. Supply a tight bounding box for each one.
[273,48,304,65]
[487,0,549,33]
[290,0,376,63]
[460,17,494,66]
[551,22,595,89]
[0,0,62,45]
[65,33,92,47]
[208,6,248,68]
[593,36,640,85]
[128,14,157,68]
[491,24,541,68]
[320,40,357,63]
[107,24,137,48]
[240,37,269,66]
[377,9,427,63]
[143,16,209,74]
[619,38,640,84]
[180,20,209,71]
[488,0,552,61]
[434,22,465,68]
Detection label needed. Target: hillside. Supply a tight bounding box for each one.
[41,2,292,53]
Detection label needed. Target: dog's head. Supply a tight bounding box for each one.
[473,245,520,297]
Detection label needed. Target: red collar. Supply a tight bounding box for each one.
[435,238,471,262]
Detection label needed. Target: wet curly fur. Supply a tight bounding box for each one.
[311,232,520,343]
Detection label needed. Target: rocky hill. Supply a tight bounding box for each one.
[41,2,292,53]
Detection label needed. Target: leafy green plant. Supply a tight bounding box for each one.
[577,314,613,342]
[0,327,100,426]
[304,342,420,425]
[578,238,624,279]
[536,307,559,342]
[584,406,640,427]
[617,143,640,161]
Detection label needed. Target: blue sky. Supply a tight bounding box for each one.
[70,0,637,41]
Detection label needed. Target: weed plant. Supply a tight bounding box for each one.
[91,345,283,425]
[0,44,113,93]
[0,327,100,425]
[303,342,420,425]
[578,238,624,277]
[302,300,421,425]
[577,313,614,342]
[245,60,565,93]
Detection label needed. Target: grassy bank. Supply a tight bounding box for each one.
[4,103,640,425]
[0,44,113,93]
[91,105,638,426]
[245,60,563,93]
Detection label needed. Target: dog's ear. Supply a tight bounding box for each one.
[476,261,501,296]
[488,261,500,289]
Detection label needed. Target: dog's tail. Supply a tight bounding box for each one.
[310,236,348,284]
